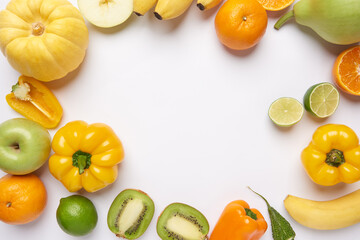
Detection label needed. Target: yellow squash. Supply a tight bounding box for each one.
[0,0,89,82]
[49,121,125,192]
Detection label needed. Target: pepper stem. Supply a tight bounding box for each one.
[274,10,294,30]
[12,81,53,120]
[72,150,92,175]
[325,149,345,168]
[245,208,258,220]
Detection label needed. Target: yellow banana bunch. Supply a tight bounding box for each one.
[154,0,193,20]
[134,0,158,16]
[284,190,360,230]
[197,0,222,11]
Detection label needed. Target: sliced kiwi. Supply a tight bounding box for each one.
[107,189,155,239]
[157,203,209,240]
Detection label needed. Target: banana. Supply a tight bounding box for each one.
[134,0,157,16]
[154,0,193,20]
[284,190,360,230]
[196,0,222,11]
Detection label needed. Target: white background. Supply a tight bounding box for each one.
[1,0,360,239]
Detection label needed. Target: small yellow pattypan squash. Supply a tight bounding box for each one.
[0,0,89,82]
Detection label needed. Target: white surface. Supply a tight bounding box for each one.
[1,0,360,239]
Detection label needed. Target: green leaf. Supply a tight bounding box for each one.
[248,187,296,240]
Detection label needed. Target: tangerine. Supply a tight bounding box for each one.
[333,46,360,96]
[0,174,47,225]
[215,0,268,50]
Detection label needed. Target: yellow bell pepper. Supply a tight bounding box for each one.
[6,76,63,129]
[302,124,360,186]
[49,120,124,192]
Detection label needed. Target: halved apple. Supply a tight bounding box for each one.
[77,0,133,28]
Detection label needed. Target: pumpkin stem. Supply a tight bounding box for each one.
[100,0,112,4]
[32,22,45,36]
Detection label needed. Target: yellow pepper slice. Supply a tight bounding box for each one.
[6,76,63,128]
[49,120,125,192]
[301,124,360,186]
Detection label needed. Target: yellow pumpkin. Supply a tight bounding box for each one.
[0,0,89,82]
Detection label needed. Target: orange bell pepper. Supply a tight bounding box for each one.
[210,200,267,240]
[6,76,63,128]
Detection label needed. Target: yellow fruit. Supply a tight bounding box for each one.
[154,0,193,20]
[284,190,360,230]
[0,0,89,82]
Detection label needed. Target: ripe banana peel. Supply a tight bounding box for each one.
[154,0,193,20]
[284,189,360,230]
[197,0,222,11]
[134,0,157,16]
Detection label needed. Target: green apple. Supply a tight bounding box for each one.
[0,118,51,175]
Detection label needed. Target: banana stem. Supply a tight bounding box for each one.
[274,10,294,30]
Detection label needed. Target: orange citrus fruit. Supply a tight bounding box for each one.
[333,46,360,96]
[0,174,47,225]
[256,0,295,11]
[215,0,268,50]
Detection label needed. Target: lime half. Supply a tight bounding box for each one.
[303,83,339,118]
[268,97,304,127]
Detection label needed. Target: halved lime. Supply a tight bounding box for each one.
[303,83,339,118]
[268,97,304,127]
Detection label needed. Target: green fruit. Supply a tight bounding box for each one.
[56,195,98,236]
[0,118,51,175]
[107,189,155,239]
[268,97,304,127]
[275,0,360,45]
[157,203,209,240]
[303,82,339,118]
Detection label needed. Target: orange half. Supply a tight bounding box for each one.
[257,0,294,11]
[333,46,360,96]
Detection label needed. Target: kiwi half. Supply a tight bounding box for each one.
[157,203,209,240]
[107,189,155,239]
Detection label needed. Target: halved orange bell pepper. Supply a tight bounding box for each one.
[6,76,63,128]
[210,200,267,240]
[49,120,125,192]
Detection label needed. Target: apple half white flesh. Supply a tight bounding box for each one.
[77,0,133,28]
[0,118,51,175]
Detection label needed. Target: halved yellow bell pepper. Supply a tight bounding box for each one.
[49,120,124,192]
[6,76,63,128]
[302,124,360,186]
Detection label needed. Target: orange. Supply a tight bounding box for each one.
[333,46,360,96]
[0,174,47,225]
[215,0,268,50]
[256,0,295,11]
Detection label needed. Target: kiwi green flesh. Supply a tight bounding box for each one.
[157,203,209,240]
[107,189,155,239]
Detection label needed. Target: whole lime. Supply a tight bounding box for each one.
[56,195,98,236]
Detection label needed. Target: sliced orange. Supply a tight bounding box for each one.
[333,46,360,96]
[256,0,294,11]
